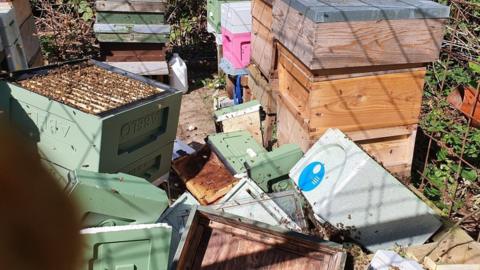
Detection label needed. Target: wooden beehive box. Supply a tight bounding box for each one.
[251,0,276,79]
[272,0,449,70]
[277,43,426,133]
[172,207,347,270]
[276,95,418,178]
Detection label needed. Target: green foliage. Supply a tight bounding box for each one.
[201,74,226,90]
[68,0,94,21]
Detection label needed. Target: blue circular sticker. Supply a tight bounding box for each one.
[298,162,325,191]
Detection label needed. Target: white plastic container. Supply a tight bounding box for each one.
[169,53,188,93]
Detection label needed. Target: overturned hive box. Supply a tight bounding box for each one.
[272,0,449,70]
[0,60,182,182]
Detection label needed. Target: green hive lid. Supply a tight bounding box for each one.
[281,0,450,23]
[66,170,169,227]
[81,223,172,270]
[207,130,267,174]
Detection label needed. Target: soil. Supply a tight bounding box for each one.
[18,64,164,115]
[176,86,217,144]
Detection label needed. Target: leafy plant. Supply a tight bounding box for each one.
[68,0,94,21]
[201,74,225,90]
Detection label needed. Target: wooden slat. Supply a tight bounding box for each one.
[251,18,276,79]
[307,69,426,132]
[100,43,167,62]
[95,0,166,12]
[247,64,277,113]
[0,0,31,25]
[273,0,446,70]
[20,15,41,64]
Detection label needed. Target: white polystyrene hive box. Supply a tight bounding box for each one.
[220,1,252,33]
[289,128,442,251]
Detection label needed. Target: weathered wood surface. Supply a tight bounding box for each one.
[220,111,263,145]
[277,44,426,133]
[0,0,31,25]
[100,42,167,61]
[174,209,346,270]
[247,64,277,114]
[96,0,166,12]
[251,0,276,78]
[272,0,446,70]
[19,15,41,64]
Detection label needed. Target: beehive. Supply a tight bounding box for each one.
[207,0,245,33]
[0,60,182,181]
[273,0,449,70]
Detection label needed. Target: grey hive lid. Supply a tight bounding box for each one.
[280,0,450,23]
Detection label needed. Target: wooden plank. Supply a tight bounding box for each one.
[28,48,44,68]
[95,0,166,12]
[251,18,276,78]
[221,111,263,145]
[307,69,426,132]
[252,0,273,28]
[100,42,167,62]
[19,15,40,64]
[277,42,425,81]
[272,0,446,70]
[0,0,31,25]
[247,64,277,113]
[105,61,168,75]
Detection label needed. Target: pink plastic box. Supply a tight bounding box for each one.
[221,27,251,69]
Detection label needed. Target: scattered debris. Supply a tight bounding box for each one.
[369,250,423,270]
[171,206,347,270]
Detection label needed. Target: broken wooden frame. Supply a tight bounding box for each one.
[171,206,347,270]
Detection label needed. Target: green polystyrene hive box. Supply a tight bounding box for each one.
[0,60,181,182]
[81,223,172,270]
[207,130,267,174]
[66,170,169,228]
[207,0,246,33]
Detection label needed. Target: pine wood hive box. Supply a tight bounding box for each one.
[272,0,450,70]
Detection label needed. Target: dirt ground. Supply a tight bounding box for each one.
[176,86,217,144]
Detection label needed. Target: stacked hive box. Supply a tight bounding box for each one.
[0,0,43,71]
[207,0,246,44]
[221,1,252,69]
[94,0,169,76]
[0,60,182,183]
[265,0,450,177]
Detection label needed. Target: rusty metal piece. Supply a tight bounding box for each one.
[18,64,164,115]
[447,85,480,127]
